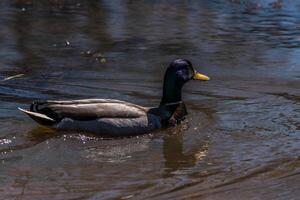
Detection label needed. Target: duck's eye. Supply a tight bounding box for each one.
[176,69,189,81]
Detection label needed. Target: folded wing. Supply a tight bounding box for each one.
[21,99,148,125]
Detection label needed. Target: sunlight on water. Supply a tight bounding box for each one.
[0,139,12,145]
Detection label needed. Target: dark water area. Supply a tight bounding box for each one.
[0,0,299,199]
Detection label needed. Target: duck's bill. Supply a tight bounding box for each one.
[193,71,210,81]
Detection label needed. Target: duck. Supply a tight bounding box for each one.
[18,59,210,136]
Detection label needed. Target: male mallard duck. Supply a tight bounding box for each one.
[19,59,209,136]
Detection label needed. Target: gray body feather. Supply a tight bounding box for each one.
[55,114,161,136]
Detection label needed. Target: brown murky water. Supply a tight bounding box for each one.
[0,0,299,199]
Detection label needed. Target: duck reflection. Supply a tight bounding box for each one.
[162,124,209,178]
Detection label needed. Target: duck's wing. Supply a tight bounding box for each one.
[19,99,148,125]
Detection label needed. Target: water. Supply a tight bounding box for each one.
[0,0,299,199]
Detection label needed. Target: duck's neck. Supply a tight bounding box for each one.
[160,81,183,105]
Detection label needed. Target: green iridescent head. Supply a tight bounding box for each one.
[160,59,209,105]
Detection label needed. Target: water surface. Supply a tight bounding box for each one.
[0,0,299,199]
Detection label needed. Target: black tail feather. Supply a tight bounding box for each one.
[30,100,47,112]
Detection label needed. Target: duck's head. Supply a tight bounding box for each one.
[160,59,210,105]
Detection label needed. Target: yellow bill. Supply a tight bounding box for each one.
[193,71,210,81]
